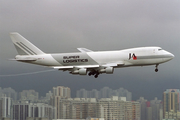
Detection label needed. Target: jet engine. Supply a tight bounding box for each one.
[99,67,114,74]
[71,68,87,75]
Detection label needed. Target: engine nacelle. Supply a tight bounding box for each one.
[99,67,114,74]
[106,67,114,74]
[71,69,87,75]
[79,69,87,75]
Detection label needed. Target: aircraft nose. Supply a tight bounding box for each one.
[171,53,174,58]
[166,52,174,60]
[170,53,174,59]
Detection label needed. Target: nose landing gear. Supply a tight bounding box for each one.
[155,64,159,72]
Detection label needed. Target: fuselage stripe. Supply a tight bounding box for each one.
[137,55,171,59]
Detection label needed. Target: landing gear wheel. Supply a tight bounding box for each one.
[89,71,96,76]
[155,64,159,72]
[88,72,92,76]
[94,72,99,78]
[155,68,158,72]
[94,75,98,78]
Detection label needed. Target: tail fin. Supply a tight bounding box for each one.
[10,32,45,55]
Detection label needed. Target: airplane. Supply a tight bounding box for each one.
[10,32,174,78]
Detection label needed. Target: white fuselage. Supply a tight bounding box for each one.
[15,47,174,68]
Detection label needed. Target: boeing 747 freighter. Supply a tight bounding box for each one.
[10,33,174,78]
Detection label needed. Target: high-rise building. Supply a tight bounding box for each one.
[116,88,132,101]
[52,86,71,98]
[13,101,55,120]
[60,98,98,119]
[136,97,148,120]
[132,101,141,120]
[50,86,71,119]
[0,87,17,101]
[150,97,162,120]
[39,91,53,104]
[136,97,163,120]
[98,96,125,120]
[159,108,163,120]
[76,87,132,101]
[124,101,132,120]
[76,89,88,98]
[163,89,180,119]
[91,89,99,98]
[0,96,12,119]
[59,96,140,120]
[124,101,141,120]
[0,98,2,119]
[100,87,112,98]
[146,107,152,120]
[19,90,39,102]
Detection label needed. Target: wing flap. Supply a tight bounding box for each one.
[102,61,124,67]
[53,66,74,70]
[53,65,99,70]
[74,65,99,69]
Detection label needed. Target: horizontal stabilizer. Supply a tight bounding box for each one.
[9,58,37,61]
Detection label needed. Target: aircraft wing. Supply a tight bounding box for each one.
[102,61,124,67]
[53,62,124,70]
[77,48,93,53]
[53,65,99,70]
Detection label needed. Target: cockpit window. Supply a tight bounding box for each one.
[158,49,163,51]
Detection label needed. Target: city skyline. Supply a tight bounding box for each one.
[0,86,176,101]
[2,86,177,120]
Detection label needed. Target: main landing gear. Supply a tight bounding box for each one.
[155,64,159,72]
[88,71,100,78]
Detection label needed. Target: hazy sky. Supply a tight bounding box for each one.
[0,0,179,100]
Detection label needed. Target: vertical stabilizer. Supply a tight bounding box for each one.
[10,33,45,55]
